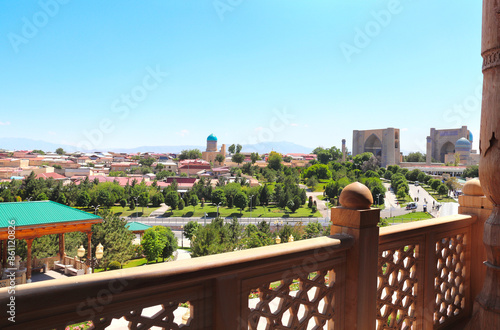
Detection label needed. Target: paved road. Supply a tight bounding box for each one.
[127,217,330,228]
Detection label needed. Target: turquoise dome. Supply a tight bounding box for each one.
[455,137,471,150]
[207,134,217,142]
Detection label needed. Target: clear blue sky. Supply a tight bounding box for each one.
[0,0,482,154]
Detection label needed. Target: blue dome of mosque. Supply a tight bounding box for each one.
[207,134,217,142]
[455,137,472,151]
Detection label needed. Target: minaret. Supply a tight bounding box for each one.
[426,136,432,165]
[342,139,346,162]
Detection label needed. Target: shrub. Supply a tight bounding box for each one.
[107,261,121,270]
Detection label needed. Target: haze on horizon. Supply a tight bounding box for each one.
[0,1,482,154]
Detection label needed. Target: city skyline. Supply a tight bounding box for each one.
[1,1,482,153]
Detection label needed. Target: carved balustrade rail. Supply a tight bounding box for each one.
[376,214,476,330]
[0,236,353,330]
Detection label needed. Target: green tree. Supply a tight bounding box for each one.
[430,179,442,191]
[267,151,283,171]
[164,191,179,210]
[437,184,448,197]
[97,190,115,207]
[91,210,135,267]
[259,184,270,206]
[77,191,91,207]
[234,192,248,214]
[211,188,226,206]
[36,192,48,201]
[305,222,323,238]
[56,193,67,205]
[405,152,426,162]
[190,194,199,212]
[236,144,242,153]
[178,199,185,210]
[303,164,331,180]
[250,152,259,164]
[32,149,45,155]
[130,199,136,210]
[139,158,155,167]
[183,221,201,240]
[397,187,406,199]
[151,193,164,207]
[178,149,202,160]
[141,226,177,262]
[120,198,127,209]
[55,148,65,155]
[232,153,245,166]
[289,195,301,213]
[138,192,150,214]
[228,144,236,154]
[215,154,225,165]
[462,165,479,178]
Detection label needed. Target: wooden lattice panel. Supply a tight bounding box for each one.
[88,301,193,329]
[247,269,336,329]
[376,245,419,330]
[434,234,466,325]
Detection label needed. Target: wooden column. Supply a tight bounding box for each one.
[2,240,6,268]
[26,239,33,283]
[330,182,380,330]
[467,1,500,327]
[58,233,65,261]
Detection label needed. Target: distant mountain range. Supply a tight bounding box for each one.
[0,138,313,155]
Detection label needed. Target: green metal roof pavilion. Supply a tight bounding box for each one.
[0,201,101,230]
[0,201,103,281]
[126,222,151,232]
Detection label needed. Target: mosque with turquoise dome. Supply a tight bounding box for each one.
[201,133,226,164]
[426,126,479,165]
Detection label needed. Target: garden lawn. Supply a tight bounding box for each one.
[386,212,433,224]
[165,204,322,218]
[422,186,457,203]
[93,257,165,272]
[396,194,413,207]
[109,205,161,217]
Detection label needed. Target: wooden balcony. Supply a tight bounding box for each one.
[0,180,492,330]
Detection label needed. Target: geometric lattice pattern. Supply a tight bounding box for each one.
[247,269,335,329]
[83,301,193,330]
[376,245,419,330]
[434,234,466,325]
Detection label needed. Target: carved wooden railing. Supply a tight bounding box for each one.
[376,214,475,329]
[0,236,353,330]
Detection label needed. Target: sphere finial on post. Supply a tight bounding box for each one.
[463,179,484,196]
[339,182,373,210]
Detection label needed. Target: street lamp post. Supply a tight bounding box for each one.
[249,195,254,224]
[92,204,100,215]
[273,220,283,243]
[376,194,381,207]
[204,213,208,226]
[77,243,104,273]
[181,225,184,248]
[217,202,221,219]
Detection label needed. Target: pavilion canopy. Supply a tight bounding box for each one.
[0,201,102,240]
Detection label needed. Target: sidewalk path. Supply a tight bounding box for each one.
[149,203,169,217]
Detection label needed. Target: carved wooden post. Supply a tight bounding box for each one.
[331,182,380,330]
[468,1,500,327]
[58,233,65,261]
[26,238,33,283]
[459,179,493,305]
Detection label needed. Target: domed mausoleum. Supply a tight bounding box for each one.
[202,134,226,165]
[455,137,472,164]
